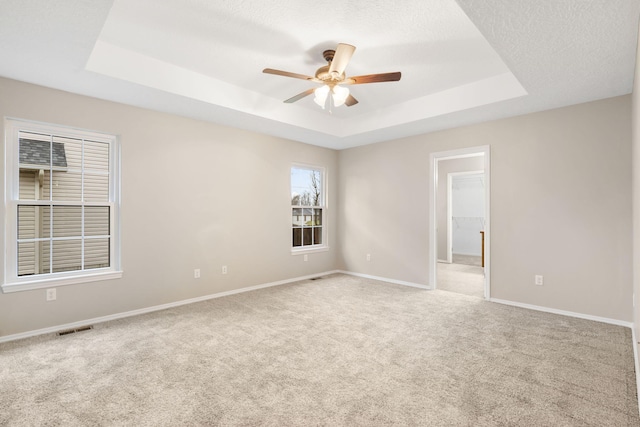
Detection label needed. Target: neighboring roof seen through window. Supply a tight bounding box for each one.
[19,139,67,168]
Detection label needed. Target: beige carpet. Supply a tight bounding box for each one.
[1,274,638,426]
[438,261,485,298]
[452,254,482,267]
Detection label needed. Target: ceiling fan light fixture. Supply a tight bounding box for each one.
[263,43,400,109]
[314,85,330,109]
[331,85,349,107]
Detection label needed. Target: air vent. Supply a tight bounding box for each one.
[57,325,93,336]
[309,277,324,281]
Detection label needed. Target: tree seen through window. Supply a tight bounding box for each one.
[291,166,324,248]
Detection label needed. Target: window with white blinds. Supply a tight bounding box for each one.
[3,119,121,292]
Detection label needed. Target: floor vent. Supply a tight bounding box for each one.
[57,325,93,336]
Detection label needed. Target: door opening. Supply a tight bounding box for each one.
[448,171,485,265]
[429,146,490,299]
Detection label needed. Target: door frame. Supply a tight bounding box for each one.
[447,170,484,263]
[429,145,491,299]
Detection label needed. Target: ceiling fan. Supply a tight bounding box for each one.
[263,43,401,109]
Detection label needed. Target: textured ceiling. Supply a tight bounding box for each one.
[0,0,638,149]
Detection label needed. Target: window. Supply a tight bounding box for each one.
[291,165,326,251]
[3,119,121,292]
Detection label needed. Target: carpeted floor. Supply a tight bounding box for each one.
[0,274,638,426]
[437,261,485,298]
[452,254,482,267]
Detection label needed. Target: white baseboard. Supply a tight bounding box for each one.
[0,270,341,344]
[337,270,431,290]
[633,328,640,418]
[490,297,633,328]
[1,270,629,349]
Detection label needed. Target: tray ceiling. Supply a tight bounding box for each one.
[0,0,638,149]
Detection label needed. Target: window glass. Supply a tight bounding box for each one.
[5,119,120,289]
[291,166,325,250]
[291,167,322,206]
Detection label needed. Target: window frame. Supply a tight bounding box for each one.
[2,118,122,293]
[290,163,328,254]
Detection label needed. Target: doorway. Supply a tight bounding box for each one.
[429,146,490,299]
[448,171,485,265]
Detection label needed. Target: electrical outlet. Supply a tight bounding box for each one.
[222,265,228,275]
[535,275,544,286]
[46,288,56,301]
[303,254,308,262]
[194,269,200,279]
[366,254,371,262]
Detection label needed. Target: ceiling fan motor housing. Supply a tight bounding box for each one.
[315,65,329,80]
[317,50,343,82]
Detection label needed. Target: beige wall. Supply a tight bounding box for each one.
[339,95,632,322]
[0,76,634,338]
[632,25,640,338]
[436,156,485,261]
[0,77,339,337]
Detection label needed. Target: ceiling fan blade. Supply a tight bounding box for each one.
[345,94,359,107]
[328,43,356,76]
[263,68,316,81]
[284,88,315,103]
[344,72,401,85]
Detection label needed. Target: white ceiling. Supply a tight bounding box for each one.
[0,0,638,149]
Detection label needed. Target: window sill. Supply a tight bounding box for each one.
[291,246,329,255]
[2,270,123,293]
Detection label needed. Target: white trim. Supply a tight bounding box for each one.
[291,246,329,255]
[490,297,634,328]
[2,269,633,356]
[337,270,431,290]
[1,270,123,293]
[429,145,490,299]
[290,163,328,250]
[0,270,340,344]
[633,327,640,417]
[431,148,485,160]
[447,173,453,264]
[3,118,121,290]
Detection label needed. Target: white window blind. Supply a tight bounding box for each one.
[3,119,121,292]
